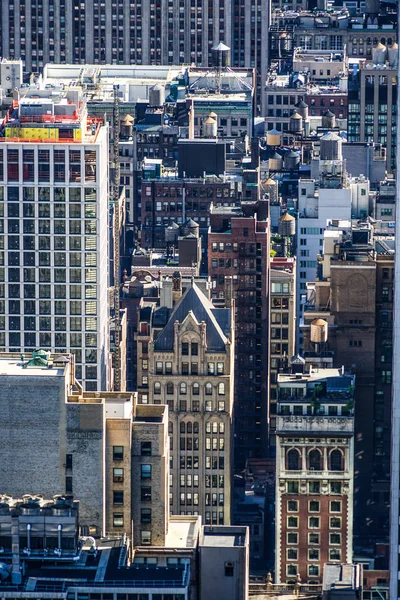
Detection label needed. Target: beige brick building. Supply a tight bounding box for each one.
[139,276,235,525]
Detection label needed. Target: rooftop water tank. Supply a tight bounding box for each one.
[181,218,199,238]
[284,150,300,170]
[269,152,283,171]
[149,83,165,107]
[203,115,217,138]
[211,42,231,69]
[321,110,336,130]
[278,212,296,237]
[266,128,281,146]
[294,100,309,120]
[320,132,342,161]
[165,222,180,243]
[290,111,303,133]
[264,178,278,203]
[310,318,328,344]
[388,43,398,68]
[372,42,387,65]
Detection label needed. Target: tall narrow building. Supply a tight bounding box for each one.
[389,27,400,600]
[275,357,355,584]
[208,198,270,469]
[137,276,234,525]
[0,87,110,390]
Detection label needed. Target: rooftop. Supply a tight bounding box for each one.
[165,516,200,549]
[200,526,248,548]
[0,352,71,377]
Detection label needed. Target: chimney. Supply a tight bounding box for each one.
[224,276,233,308]
[172,271,182,305]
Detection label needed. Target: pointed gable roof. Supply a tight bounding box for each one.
[154,283,231,352]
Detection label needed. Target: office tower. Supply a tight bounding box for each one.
[136,276,234,524]
[208,199,269,469]
[0,88,109,390]
[348,43,398,172]
[269,257,296,453]
[302,223,394,552]
[388,23,399,600]
[275,357,355,584]
[0,0,269,111]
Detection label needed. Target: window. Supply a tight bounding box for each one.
[287,564,298,577]
[309,500,320,512]
[309,481,320,494]
[287,532,298,544]
[154,382,161,395]
[309,517,320,528]
[141,508,152,523]
[180,382,187,395]
[113,514,124,527]
[288,516,298,528]
[309,449,321,470]
[329,549,341,561]
[141,465,152,479]
[141,487,152,502]
[224,562,234,577]
[182,342,189,355]
[330,517,341,528]
[141,442,152,456]
[205,383,213,395]
[308,565,319,577]
[308,533,320,545]
[288,500,298,512]
[192,383,200,396]
[308,548,320,561]
[113,446,123,461]
[113,468,124,482]
[113,490,124,505]
[330,449,343,471]
[330,501,341,512]
[66,454,73,469]
[330,533,341,545]
[218,383,225,395]
[287,449,300,471]
[191,342,198,356]
[330,482,341,494]
[141,531,152,545]
[66,476,73,493]
[287,481,299,494]
[287,548,298,560]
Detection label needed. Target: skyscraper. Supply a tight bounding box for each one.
[0,87,110,390]
[389,27,400,600]
[0,0,269,111]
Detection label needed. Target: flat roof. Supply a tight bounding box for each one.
[165,517,200,549]
[0,357,66,377]
[201,533,245,548]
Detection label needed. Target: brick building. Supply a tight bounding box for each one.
[141,176,259,249]
[301,223,394,552]
[275,357,355,584]
[136,275,235,525]
[208,199,269,468]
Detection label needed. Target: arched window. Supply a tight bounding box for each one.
[193,422,199,434]
[218,382,225,395]
[180,382,187,395]
[330,449,343,471]
[287,449,301,471]
[309,449,322,471]
[180,422,185,433]
[154,382,161,395]
[205,383,213,396]
[187,422,193,434]
[192,383,200,396]
[166,382,174,395]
